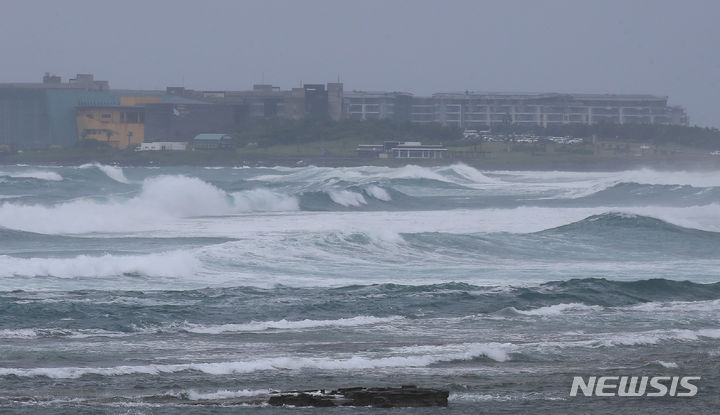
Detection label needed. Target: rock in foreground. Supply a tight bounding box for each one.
[268,385,449,408]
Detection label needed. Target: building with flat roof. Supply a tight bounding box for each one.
[356,141,447,159]
[137,141,188,151]
[343,91,688,128]
[0,73,119,149]
[344,91,413,122]
[193,133,235,150]
[168,82,343,121]
[0,72,691,150]
[431,92,687,128]
[76,105,146,149]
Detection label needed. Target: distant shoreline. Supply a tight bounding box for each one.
[3,151,720,171]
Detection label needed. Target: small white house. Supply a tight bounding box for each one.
[136,142,188,151]
[463,129,480,140]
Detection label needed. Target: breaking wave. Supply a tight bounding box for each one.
[0,175,298,233]
[510,303,604,316]
[0,328,128,339]
[249,163,498,188]
[0,250,202,279]
[0,316,404,339]
[78,163,129,183]
[0,342,514,378]
[4,327,718,379]
[182,389,269,401]
[178,315,404,334]
[0,170,62,181]
[537,212,720,238]
[328,190,367,207]
[364,185,392,201]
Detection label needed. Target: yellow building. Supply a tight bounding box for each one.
[76,96,162,149]
[76,106,146,149]
[119,96,162,107]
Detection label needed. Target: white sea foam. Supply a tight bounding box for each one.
[486,168,720,200]
[497,168,720,188]
[329,190,367,207]
[0,328,40,339]
[625,299,720,313]
[586,328,720,347]
[449,392,565,402]
[138,175,298,216]
[450,392,515,402]
[0,170,63,181]
[391,342,515,363]
[0,251,202,279]
[188,204,720,238]
[514,303,604,316]
[79,163,129,183]
[501,328,720,354]
[230,188,299,212]
[615,168,720,188]
[249,163,494,189]
[0,175,298,234]
[0,328,128,339]
[184,389,269,400]
[655,361,679,368]
[364,185,391,201]
[0,342,513,378]
[1,166,719,236]
[180,315,404,334]
[438,164,499,184]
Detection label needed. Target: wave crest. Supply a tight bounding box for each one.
[178,315,404,334]
[79,163,129,183]
[0,342,514,378]
[0,251,202,278]
[0,175,298,233]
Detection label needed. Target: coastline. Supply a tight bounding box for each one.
[2,151,720,172]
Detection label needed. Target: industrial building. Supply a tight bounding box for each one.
[0,74,120,149]
[0,72,690,150]
[166,82,345,121]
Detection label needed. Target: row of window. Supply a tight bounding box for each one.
[439,106,671,114]
[83,112,143,123]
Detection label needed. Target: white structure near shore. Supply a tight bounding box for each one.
[136,142,188,151]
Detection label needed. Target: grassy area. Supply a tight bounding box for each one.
[3,137,717,170]
[238,137,361,158]
[2,120,719,169]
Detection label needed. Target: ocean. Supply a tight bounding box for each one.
[0,163,718,414]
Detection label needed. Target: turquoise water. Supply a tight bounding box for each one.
[0,164,718,413]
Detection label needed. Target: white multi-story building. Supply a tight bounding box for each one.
[432,92,688,128]
[344,92,412,121]
[343,91,688,127]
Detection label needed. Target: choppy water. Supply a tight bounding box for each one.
[0,163,719,414]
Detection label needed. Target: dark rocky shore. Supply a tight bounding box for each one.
[4,385,450,409]
[267,386,450,408]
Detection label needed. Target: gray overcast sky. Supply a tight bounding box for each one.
[1,0,719,126]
